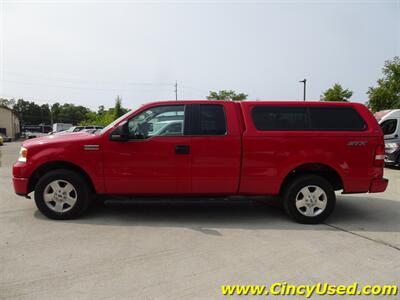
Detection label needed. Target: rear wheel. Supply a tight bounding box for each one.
[34,169,91,220]
[282,175,335,224]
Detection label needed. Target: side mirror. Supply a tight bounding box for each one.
[109,122,129,141]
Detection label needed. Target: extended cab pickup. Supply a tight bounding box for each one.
[13,100,388,223]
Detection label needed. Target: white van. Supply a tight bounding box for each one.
[52,123,73,133]
[374,109,400,166]
[374,109,400,140]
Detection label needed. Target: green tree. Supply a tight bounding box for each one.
[51,102,61,123]
[114,96,124,119]
[320,83,353,102]
[367,56,400,112]
[79,97,129,126]
[54,103,89,124]
[12,99,30,120]
[98,105,105,115]
[11,96,130,127]
[39,104,51,124]
[13,99,47,125]
[207,90,248,101]
[80,110,116,126]
[12,99,29,124]
[0,98,16,108]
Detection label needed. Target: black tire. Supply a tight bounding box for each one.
[34,169,91,220]
[282,175,335,224]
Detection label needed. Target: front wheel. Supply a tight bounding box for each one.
[282,175,335,224]
[34,169,91,220]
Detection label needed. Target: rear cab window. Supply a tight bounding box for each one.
[251,105,367,131]
[197,104,227,135]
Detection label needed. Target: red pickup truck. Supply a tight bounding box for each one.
[13,100,388,223]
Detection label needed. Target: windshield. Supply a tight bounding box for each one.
[64,127,75,132]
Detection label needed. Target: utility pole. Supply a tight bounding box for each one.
[299,79,307,101]
[50,104,53,126]
[174,81,178,100]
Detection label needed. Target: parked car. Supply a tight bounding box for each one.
[57,125,103,134]
[0,133,12,143]
[13,100,388,223]
[23,125,52,139]
[0,134,3,146]
[384,142,400,167]
[374,109,400,166]
[149,120,183,136]
[82,127,104,134]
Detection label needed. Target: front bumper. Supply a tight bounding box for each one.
[13,177,29,196]
[369,178,389,193]
[384,156,398,165]
[384,149,400,165]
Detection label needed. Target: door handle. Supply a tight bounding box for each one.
[175,145,190,154]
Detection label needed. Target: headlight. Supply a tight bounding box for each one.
[18,147,28,162]
[385,143,400,154]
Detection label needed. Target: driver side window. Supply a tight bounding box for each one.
[127,105,185,139]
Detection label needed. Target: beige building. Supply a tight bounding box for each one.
[0,106,20,140]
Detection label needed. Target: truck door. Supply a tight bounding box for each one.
[102,104,191,195]
[189,103,242,194]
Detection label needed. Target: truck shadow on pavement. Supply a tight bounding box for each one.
[33,195,400,234]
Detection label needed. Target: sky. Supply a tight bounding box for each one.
[0,0,399,110]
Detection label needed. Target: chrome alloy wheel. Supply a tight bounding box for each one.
[43,180,77,213]
[295,185,328,217]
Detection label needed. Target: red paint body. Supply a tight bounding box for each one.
[13,101,388,197]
